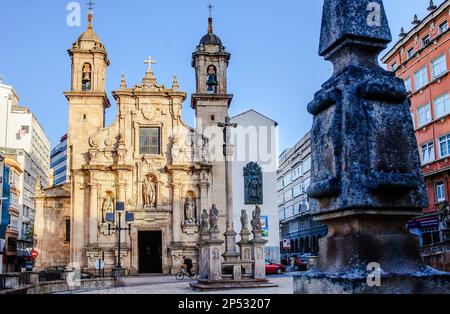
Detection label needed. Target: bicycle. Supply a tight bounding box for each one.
[175,268,198,280]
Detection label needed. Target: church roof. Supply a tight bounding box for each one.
[199,33,223,46]
[77,28,102,43]
[199,16,223,47]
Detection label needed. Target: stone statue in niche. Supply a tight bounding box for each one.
[101,192,114,222]
[209,204,219,233]
[184,197,197,224]
[251,205,262,231]
[142,175,157,208]
[199,209,209,233]
[244,162,263,205]
[240,209,249,232]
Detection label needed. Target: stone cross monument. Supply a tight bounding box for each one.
[218,116,240,262]
[294,0,450,294]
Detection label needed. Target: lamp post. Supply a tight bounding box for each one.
[105,202,134,269]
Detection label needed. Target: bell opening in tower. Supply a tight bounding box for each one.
[206,65,218,94]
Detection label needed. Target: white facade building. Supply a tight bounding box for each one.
[0,84,50,188]
[231,110,280,262]
[0,82,51,266]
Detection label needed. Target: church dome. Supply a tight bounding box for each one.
[77,29,102,43]
[199,33,223,46]
[199,16,223,47]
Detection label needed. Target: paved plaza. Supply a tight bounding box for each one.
[58,274,295,294]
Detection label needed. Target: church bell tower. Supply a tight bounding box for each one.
[64,8,110,266]
[191,8,233,132]
[65,9,110,171]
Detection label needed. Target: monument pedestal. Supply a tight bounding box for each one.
[251,230,268,279]
[196,231,224,281]
[294,214,450,294]
[237,229,253,277]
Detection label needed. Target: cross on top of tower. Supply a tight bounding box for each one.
[144,56,156,72]
[87,0,95,11]
[207,3,214,17]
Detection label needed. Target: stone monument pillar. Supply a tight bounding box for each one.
[294,0,450,294]
[250,206,267,280]
[218,117,240,262]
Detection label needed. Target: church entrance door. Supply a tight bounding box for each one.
[138,231,163,274]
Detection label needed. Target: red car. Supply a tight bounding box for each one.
[265,260,286,275]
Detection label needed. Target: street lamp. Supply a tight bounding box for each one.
[105,202,135,269]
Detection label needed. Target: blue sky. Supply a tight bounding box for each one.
[0,0,443,152]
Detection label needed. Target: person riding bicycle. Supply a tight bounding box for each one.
[182,256,193,276]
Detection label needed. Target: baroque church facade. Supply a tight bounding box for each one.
[34,13,237,274]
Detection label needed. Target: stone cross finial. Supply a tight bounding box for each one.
[319,0,391,58]
[144,56,156,72]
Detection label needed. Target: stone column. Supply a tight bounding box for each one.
[199,174,209,215]
[89,183,99,245]
[172,183,182,243]
[294,0,450,294]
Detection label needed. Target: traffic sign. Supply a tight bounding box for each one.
[31,249,38,259]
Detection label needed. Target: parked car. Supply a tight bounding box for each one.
[265,260,286,275]
[294,255,310,271]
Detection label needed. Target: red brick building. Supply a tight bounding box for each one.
[382,0,450,271]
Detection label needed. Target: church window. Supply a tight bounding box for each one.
[82,63,92,91]
[65,219,71,242]
[211,115,215,121]
[206,65,218,94]
[139,127,161,155]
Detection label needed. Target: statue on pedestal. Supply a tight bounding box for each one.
[200,209,209,233]
[209,204,219,233]
[251,205,262,231]
[241,209,249,232]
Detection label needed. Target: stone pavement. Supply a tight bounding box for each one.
[57,274,294,294]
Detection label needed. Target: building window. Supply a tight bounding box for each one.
[439,134,450,158]
[292,166,302,181]
[410,112,416,129]
[440,20,448,33]
[435,182,446,203]
[277,180,284,191]
[404,77,412,93]
[421,227,441,246]
[431,54,447,79]
[407,48,415,59]
[391,62,397,71]
[283,173,292,186]
[65,219,71,242]
[421,141,435,165]
[293,184,302,197]
[421,35,430,47]
[139,127,161,155]
[284,189,293,202]
[434,93,450,118]
[302,157,312,173]
[414,66,429,90]
[417,103,432,127]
